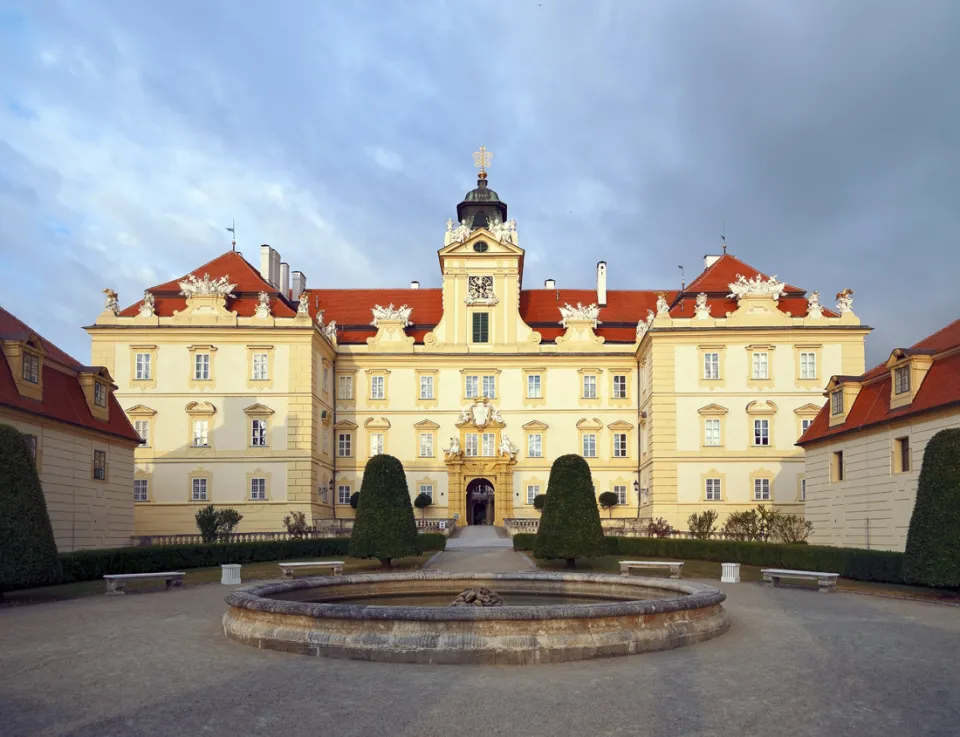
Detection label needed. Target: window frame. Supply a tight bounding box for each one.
[252,352,269,381]
[22,352,40,384]
[583,374,598,400]
[527,374,542,399]
[192,419,209,447]
[134,419,150,446]
[894,365,910,395]
[753,418,770,447]
[192,477,208,502]
[614,484,627,505]
[338,484,352,505]
[337,432,352,457]
[92,449,106,481]
[894,436,911,473]
[471,311,490,343]
[250,477,267,501]
[419,432,434,458]
[337,374,354,400]
[527,432,543,458]
[481,432,495,457]
[465,433,479,457]
[830,390,844,416]
[465,375,479,399]
[752,351,769,380]
[799,351,817,380]
[370,375,385,400]
[613,432,628,458]
[833,450,844,482]
[419,483,434,502]
[612,374,627,399]
[753,478,771,501]
[419,374,435,400]
[526,484,541,505]
[369,432,384,456]
[135,352,152,381]
[705,478,721,501]
[582,433,597,458]
[251,418,268,447]
[194,352,211,381]
[703,352,720,380]
[134,478,149,502]
[93,382,107,408]
[704,418,721,447]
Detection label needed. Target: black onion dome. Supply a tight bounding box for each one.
[456,176,508,231]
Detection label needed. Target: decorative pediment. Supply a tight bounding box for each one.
[366,305,414,351]
[576,417,604,431]
[438,228,525,257]
[243,403,275,416]
[185,400,216,415]
[607,420,634,430]
[333,419,358,430]
[414,419,440,430]
[745,400,778,415]
[728,274,785,300]
[697,404,729,416]
[522,419,549,431]
[793,403,823,416]
[364,416,391,430]
[125,404,157,417]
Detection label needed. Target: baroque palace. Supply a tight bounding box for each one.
[88,153,869,536]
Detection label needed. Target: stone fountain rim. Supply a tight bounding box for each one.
[224,571,725,622]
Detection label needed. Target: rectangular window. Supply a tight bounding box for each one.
[420,375,434,400]
[527,374,542,399]
[752,352,769,380]
[833,450,844,481]
[801,478,806,501]
[322,365,329,392]
[22,353,40,383]
[481,433,495,456]
[194,353,210,381]
[252,352,269,380]
[419,483,434,501]
[801,418,813,435]
[370,375,385,400]
[134,419,149,446]
[370,433,384,456]
[193,419,209,447]
[94,382,106,407]
[192,477,208,501]
[704,419,721,446]
[527,433,543,458]
[703,352,720,380]
[800,352,817,380]
[134,479,148,502]
[465,375,479,399]
[472,312,490,343]
[894,366,911,395]
[338,484,352,505]
[582,433,597,458]
[583,375,597,399]
[22,434,38,462]
[831,390,844,416]
[337,433,352,457]
[251,419,267,447]
[753,478,770,501]
[250,477,267,501]
[135,352,152,380]
[465,433,479,457]
[753,419,769,446]
[613,375,627,398]
[338,375,353,400]
[705,478,721,501]
[614,484,627,505]
[895,436,910,473]
[613,433,628,458]
[527,484,540,505]
[482,375,496,399]
[419,433,433,457]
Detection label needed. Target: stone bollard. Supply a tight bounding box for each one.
[221,564,242,585]
[721,562,740,584]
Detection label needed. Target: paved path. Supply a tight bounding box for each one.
[2,556,960,736]
[444,525,513,550]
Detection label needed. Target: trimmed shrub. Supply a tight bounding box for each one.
[0,425,62,594]
[350,492,360,510]
[533,454,606,568]
[647,517,673,537]
[904,428,960,587]
[414,492,433,519]
[194,505,244,543]
[771,513,813,544]
[282,511,314,538]
[533,494,547,511]
[688,510,719,539]
[349,455,421,568]
[598,491,619,518]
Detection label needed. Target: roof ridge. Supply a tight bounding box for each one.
[912,317,960,350]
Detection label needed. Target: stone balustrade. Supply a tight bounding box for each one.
[502,518,748,541]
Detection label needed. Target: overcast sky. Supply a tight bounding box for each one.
[1,0,958,366]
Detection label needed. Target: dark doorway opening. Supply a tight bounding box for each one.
[466,478,495,525]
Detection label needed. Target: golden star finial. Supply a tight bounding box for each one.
[473,145,493,178]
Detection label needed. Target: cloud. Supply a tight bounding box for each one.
[365,146,403,173]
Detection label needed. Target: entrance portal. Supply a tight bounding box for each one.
[466,478,495,525]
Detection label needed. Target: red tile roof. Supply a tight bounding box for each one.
[798,317,960,446]
[0,307,142,444]
[684,253,803,295]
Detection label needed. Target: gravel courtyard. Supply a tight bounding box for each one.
[2,549,958,737]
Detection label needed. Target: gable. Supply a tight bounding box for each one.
[437,228,524,258]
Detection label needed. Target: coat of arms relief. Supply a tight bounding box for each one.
[465,275,498,306]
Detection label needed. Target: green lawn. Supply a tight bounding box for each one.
[1,554,431,607]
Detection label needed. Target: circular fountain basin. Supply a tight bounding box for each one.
[224,571,729,664]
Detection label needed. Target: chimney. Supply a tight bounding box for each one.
[704,254,721,270]
[280,262,291,299]
[410,280,420,290]
[292,271,307,301]
[270,249,281,289]
[596,261,607,307]
[544,278,556,289]
[260,245,273,285]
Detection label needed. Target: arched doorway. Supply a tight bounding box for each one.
[466,478,495,525]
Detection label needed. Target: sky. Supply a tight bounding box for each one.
[1,0,958,366]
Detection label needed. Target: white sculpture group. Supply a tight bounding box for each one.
[727,273,785,301]
[806,290,823,318]
[559,302,601,329]
[370,304,413,328]
[695,293,711,319]
[179,273,237,298]
[487,216,517,244]
[254,292,272,319]
[635,309,655,340]
[457,398,503,429]
[138,291,155,318]
[656,293,670,316]
[835,288,854,313]
[297,293,310,317]
[103,288,119,315]
[446,219,471,243]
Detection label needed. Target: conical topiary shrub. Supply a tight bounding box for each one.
[903,428,960,588]
[533,454,606,568]
[0,424,62,596]
[348,454,420,569]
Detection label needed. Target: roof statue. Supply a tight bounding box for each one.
[179,273,237,298]
[695,293,711,319]
[370,304,413,328]
[254,292,272,319]
[656,293,670,316]
[636,309,655,340]
[488,215,517,244]
[836,288,854,313]
[806,290,824,318]
[447,218,471,243]
[297,292,310,317]
[138,291,156,318]
[103,288,119,315]
[727,273,785,301]
[559,302,601,329]
[324,320,337,340]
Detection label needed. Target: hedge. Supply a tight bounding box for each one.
[46,534,446,589]
[513,534,904,584]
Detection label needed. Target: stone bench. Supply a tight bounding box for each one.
[620,560,684,579]
[103,572,185,595]
[278,561,344,579]
[761,568,839,592]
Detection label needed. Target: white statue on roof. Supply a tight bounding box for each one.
[102,288,119,315]
[656,293,670,316]
[179,273,236,298]
[254,292,271,319]
[450,219,470,244]
[835,288,854,313]
[806,290,824,318]
[370,304,413,327]
[727,273,784,301]
[695,292,711,319]
[324,320,337,340]
[314,308,325,329]
[636,309,655,340]
[559,302,601,328]
[297,292,310,317]
[488,216,516,244]
[138,291,155,318]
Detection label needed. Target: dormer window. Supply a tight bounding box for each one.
[830,390,844,416]
[894,365,910,395]
[22,353,40,383]
[94,382,107,408]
